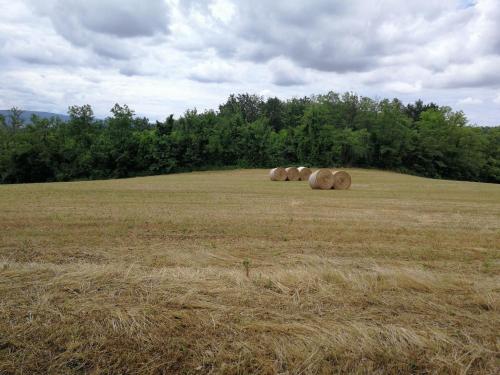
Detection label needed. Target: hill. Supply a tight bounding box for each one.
[0,109,70,125]
[0,169,498,374]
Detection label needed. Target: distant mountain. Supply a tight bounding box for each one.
[0,110,70,125]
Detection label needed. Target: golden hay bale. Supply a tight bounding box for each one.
[269,167,287,181]
[309,169,334,190]
[332,170,352,190]
[297,167,312,181]
[285,167,300,181]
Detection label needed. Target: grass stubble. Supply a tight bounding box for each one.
[0,169,499,374]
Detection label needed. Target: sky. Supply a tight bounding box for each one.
[0,0,499,125]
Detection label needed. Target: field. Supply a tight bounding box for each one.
[0,169,499,374]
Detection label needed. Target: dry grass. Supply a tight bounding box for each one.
[0,169,499,374]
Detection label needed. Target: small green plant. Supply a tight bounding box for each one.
[242,259,251,278]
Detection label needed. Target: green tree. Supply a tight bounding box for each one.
[263,97,284,131]
[9,107,24,132]
[371,99,413,169]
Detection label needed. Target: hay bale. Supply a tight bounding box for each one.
[285,167,300,181]
[332,170,352,190]
[297,167,312,181]
[309,169,334,190]
[269,167,287,181]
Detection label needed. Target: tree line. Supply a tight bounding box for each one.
[0,92,498,184]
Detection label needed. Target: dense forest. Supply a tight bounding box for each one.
[0,92,499,184]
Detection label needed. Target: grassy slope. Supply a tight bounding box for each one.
[0,169,499,374]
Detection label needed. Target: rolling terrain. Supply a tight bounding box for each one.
[0,110,70,125]
[0,169,499,374]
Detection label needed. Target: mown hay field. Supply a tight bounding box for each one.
[0,169,499,374]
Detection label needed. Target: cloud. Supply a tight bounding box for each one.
[180,0,466,73]
[458,97,483,104]
[0,24,87,67]
[494,93,500,104]
[384,81,422,94]
[0,0,499,125]
[119,62,158,77]
[26,0,170,60]
[269,58,308,86]
[32,0,170,38]
[188,60,237,83]
[179,0,500,90]
[430,57,500,89]
[76,1,169,38]
[209,0,236,23]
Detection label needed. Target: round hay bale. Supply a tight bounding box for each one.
[297,167,312,181]
[269,167,287,181]
[332,170,352,190]
[308,169,334,190]
[285,167,300,181]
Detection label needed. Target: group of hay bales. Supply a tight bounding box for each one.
[270,167,351,190]
[309,169,351,190]
[270,167,312,182]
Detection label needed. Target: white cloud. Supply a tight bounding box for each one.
[209,0,236,24]
[429,56,500,89]
[188,60,237,83]
[268,57,308,86]
[494,93,500,104]
[384,81,422,94]
[458,97,483,105]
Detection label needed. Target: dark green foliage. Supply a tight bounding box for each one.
[0,93,498,184]
[8,107,24,132]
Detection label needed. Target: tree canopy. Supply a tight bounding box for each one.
[0,92,498,184]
